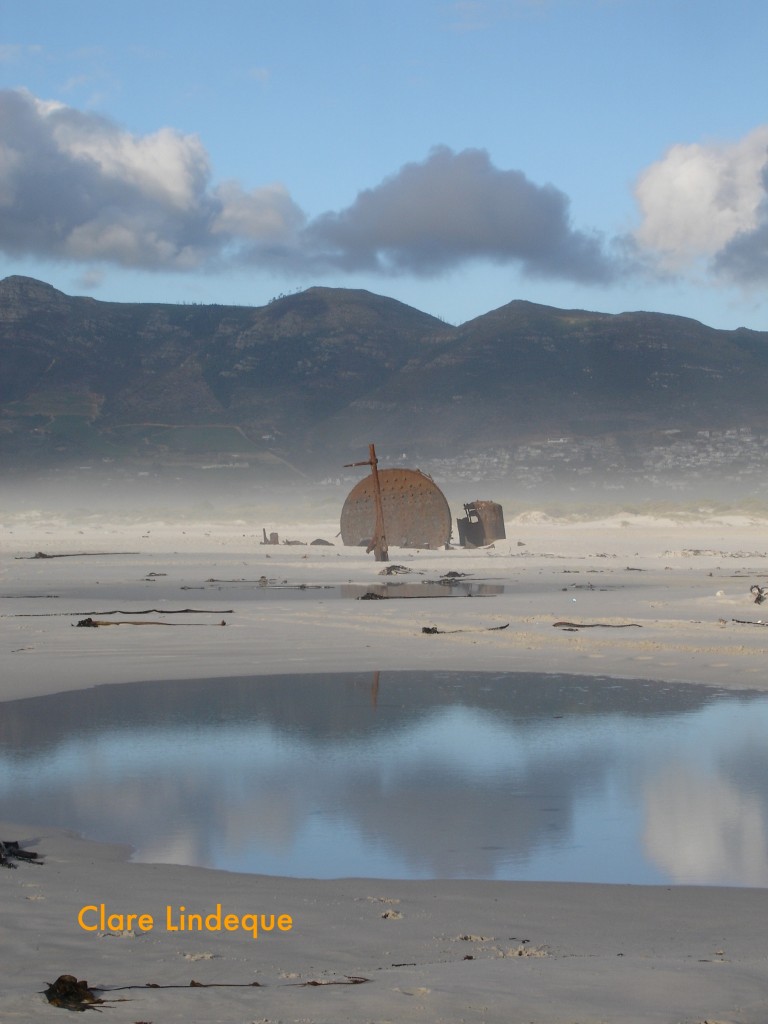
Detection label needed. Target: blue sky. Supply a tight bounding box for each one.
[2,0,768,329]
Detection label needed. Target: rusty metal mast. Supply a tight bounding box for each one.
[343,443,389,562]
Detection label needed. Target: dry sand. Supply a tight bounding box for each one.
[3,505,768,1022]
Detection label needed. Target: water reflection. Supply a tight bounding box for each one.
[0,672,766,885]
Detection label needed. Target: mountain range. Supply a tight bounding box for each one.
[2,274,767,489]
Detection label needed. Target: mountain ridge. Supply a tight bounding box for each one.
[2,275,767,490]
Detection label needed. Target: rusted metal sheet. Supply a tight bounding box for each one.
[456,500,506,547]
[340,468,452,549]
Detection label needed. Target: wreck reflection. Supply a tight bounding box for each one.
[0,671,766,885]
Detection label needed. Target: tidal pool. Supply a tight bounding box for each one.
[1,671,766,886]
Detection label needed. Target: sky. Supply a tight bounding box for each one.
[1,0,768,330]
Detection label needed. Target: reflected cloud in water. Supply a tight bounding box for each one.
[0,671,766,884]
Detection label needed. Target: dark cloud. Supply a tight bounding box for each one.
[713,166,768,284]
[0,89,618,284]
[301,145,616,282]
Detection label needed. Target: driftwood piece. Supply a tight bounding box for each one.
[74,618,227,628]
[135,980,260,989]
[422,623,509,634]
[292,976,369,987]
[16,551,139,560]
[188,979,262,987]
[732,617,768,626]
[11,608,233,618]
[552,621,642,629]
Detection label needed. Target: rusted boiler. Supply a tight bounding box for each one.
[340,468,452,549]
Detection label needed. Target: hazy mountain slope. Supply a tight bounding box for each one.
[2,276,767,485]
[314,299,768,452]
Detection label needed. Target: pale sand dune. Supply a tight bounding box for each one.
[3,509,768,1021]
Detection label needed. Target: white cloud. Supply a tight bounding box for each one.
[634,126,768,268]
[0,88,303,270]
[644,764,768,886]
[212,180,304,241]
[56,120,210,209]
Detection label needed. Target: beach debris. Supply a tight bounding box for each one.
[498,943,550,958]
[378,564,416,575]
[11,607,233,619]
[552,621,642,629]
[732,617,768,627]
[456,500,506,548]
[357,591,469,600]
[292,976,369,987]
[144,980,260,989]
[16,551,139,560]
[422,623,509,634]
[561,582,612,592]
[310,537,334,545]
[74,617,226,627]
[0,839,41,868]
[261,529,280,545]
[44,975,104,1011]
[750,585,767,604]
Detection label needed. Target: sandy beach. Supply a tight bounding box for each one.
[3,502,768,1022]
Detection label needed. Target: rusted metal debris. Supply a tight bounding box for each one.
[341,464,451,551]
[456,500,506,548]
[343,443,390,560]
